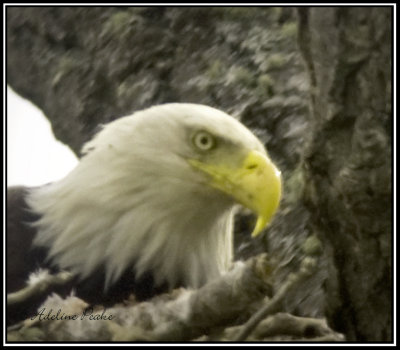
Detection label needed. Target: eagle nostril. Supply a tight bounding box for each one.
[246,164,258,170]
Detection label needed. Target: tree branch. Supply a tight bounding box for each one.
[7,271,74,308]
[234,257,317,341]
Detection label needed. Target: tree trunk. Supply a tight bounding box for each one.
[297,7,392,341]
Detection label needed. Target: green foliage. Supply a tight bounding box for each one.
[256,74,275,97]
[284,165,306,204]
[207,60,225,80]
[281,21,298,38]
[265,53,288,71]
[230,66,256,88]
[102,10,140,40]
[302,235,323,256]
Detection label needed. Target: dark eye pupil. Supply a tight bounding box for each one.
[194,132,214,150]
[200,136,209,145]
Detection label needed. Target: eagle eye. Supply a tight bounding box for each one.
[193,131,215,151]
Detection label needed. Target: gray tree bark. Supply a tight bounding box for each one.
[297,7,392,341]
[7,6,392,341]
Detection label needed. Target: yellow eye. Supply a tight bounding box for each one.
[193,131,215,151]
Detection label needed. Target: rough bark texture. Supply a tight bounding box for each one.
[7,6,392,342]
[297,7,392,341]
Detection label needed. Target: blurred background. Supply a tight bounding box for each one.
[7,86,78,186]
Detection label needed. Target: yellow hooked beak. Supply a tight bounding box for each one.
[189,150,282,237]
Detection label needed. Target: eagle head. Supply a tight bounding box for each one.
[28,103,282,290]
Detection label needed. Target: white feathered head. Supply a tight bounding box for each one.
[28,103,281,289]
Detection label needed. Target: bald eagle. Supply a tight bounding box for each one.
[7,103,281,324]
